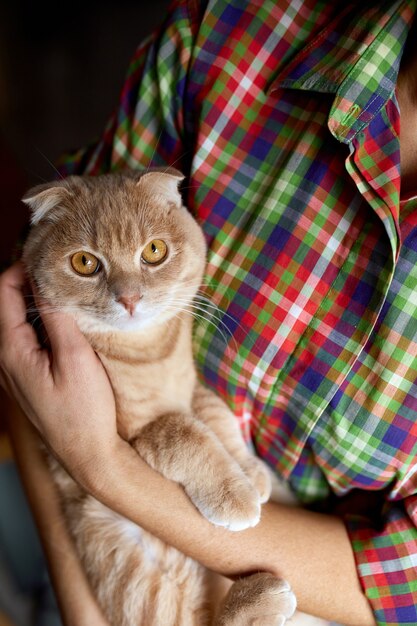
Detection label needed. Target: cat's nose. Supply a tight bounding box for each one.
[116,293,142,316]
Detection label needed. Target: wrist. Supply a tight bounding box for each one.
[58,436,123,497]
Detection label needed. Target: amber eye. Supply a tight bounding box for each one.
[70,251,101,276]
[141,239,168,265]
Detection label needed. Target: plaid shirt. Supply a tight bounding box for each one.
[61,1,417,623]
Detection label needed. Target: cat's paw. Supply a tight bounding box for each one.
[253,575,296,619]
[253,577,297,626]
[241,456,272,504]
[187,473,261,531]
[219,574,296,626]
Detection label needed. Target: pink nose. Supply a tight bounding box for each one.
[116,294,142,316]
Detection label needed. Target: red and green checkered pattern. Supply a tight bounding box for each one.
[60,1,417,623]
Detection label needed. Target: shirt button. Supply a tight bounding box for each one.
[342,103,361,125]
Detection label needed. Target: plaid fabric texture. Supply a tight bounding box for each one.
[60,1,417,623]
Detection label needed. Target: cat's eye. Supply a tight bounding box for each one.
[141,239,168,265]
[70,251,101,276]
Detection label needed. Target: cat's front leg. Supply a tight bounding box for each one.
[192,383,272,504]
[130,414,262,531]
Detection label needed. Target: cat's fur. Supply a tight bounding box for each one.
[22,169,298,625]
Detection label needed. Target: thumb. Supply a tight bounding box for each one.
[0,262,30,333]
[37,301,103,386]
[33,289,92,364]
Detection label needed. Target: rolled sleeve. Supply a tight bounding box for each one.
[346,497,417,626]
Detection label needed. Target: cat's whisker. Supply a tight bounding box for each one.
[147,151,189,178]
[162,302,218,327]
[195,298,253,345]
[34,146,65,180]
[194,294,236,320]
[25,304,104,326]
[26,305,95,315]
[166,152,189,173]
[179,184,200,191]
[172,302,243,362]
[168,294,248,342]
[165,295,225,317]
[27,314,43,327]
[163,303,238,360]
[146,129,163,172]
[164,305,231,347]
[168,304,224,335]
[168,301,227,333]
[163,297,221,319]
[195,291,257,346]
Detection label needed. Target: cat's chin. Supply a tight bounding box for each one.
[72,311,171,335]
[108,316,161,333]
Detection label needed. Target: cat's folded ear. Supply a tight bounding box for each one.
[22,180,74,224]
[136,168,185,209]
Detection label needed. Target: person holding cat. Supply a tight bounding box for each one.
[1,1,417,625]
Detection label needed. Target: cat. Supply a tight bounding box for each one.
[22,168,299,626]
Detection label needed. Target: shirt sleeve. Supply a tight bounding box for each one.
[58,0,200,178]
[346,495,417,626]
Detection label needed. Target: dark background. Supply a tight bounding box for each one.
[0,0,171,266]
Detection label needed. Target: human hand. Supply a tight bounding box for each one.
[0,262,119,489]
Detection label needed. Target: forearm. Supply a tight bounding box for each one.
[4,394,108,626]
[90,438,375,626]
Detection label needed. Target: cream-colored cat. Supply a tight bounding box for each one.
[22,169,298,626]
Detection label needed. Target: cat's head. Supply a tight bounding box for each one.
[22,169,207,334]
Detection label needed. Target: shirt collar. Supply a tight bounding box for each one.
[269,0,416,143]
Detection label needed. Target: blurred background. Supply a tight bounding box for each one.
[0,3,170,625]
[0,0,170,267]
